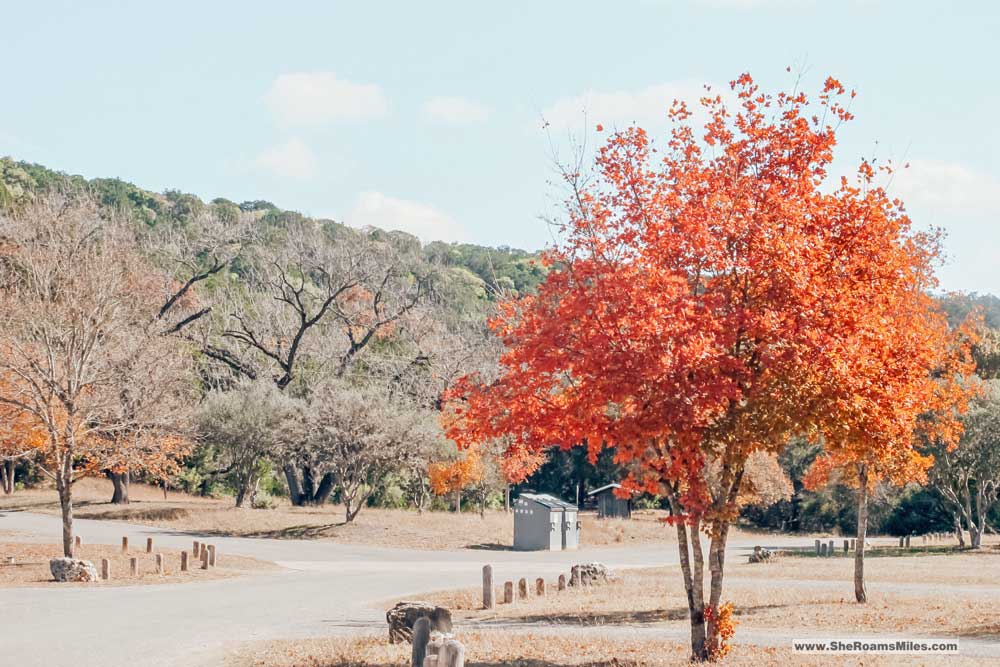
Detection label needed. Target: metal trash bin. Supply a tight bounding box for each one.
[513,493,578,551]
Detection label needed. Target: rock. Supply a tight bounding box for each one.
[747,546,773,564]
[49,558,99,582]
[386,601,453,644]
[569,562,612,586]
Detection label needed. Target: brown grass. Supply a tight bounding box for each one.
[226,631,982,667]
[407,552,1000,640]
[0,540,280,587]
[0,478,765,550]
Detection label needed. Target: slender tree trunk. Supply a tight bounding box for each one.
[705,522,731,657]
[954,514,966,547]
[0,460,13,494]
[678,519,708,661]
[56,463,74,558]
[854,463,869,604]
[454,491,461,513]
[504,485,511,512]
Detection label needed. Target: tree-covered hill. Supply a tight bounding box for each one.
[0,156,547,298]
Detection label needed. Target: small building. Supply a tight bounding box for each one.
[513,493,579,551]
[588,483,632,519]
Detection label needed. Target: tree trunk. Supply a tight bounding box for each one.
[311,472,335,506]
[283,463,304,506]
[704,522,731,657]
[56,466,74,557]
[854,463,869,604]
[108,470,130,504]
[504,485,511,512]
[676,518,708,661]
[454,491,461,513]
[0,460,13,494]
[954,514,966,547]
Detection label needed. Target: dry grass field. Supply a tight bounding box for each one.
[230,550,1000,666]
[0,478,765,550]
[0,540,279,587]
[228,631,986,667]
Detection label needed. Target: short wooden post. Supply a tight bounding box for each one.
[827,539,834,555]
[898,536,904,548]
[156,553,164,575]
[121,536,129,553]
[146,537,154,553]
[482,565,494,609]
[517,577,527,600]
[411,617,431,667]
[503,581,513,604]
[130,557,138,577]
[200,548,209,570]
[208,545,216,567]
[441,640,465,667]
[101,558,111,580]
[850,538,856,551]
[558,574,566,591]
[905,535,911,548]
[843,539,849,553]
[814,539,821,555]
[820,543,827,556]
[193,540,200,558]
[536,578,545,596]
[180,551,189,572]
[570,565,581,586]
[74,535,81,548]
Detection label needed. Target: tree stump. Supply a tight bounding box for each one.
[101,558,111,581]
[517,577,527,600]
[503,581,513,604]
[558,574,566,591]
[180,551,188,572]
[156,553,164,575]
[536,578,545,596]
[411,617,431,667]
[121,536,128,554]
[130,557,138,577]
[146,537,154,553]
[482,565,494,609]
[570,565,581,586]
[208,545,216,567]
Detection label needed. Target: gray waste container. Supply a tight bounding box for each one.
[513,493,578,551]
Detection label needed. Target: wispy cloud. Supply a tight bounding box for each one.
[541,80,711,132]
[892,159,1000,211]
[348,191,465,242]
[250,138,319,180]
[265,71,388,126]
[421,96,491,125]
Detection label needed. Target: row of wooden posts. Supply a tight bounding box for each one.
[813,532,953,556]
[480,564,572,609]
[74,535,219,581]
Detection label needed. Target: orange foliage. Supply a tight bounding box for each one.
[428,451,483,496]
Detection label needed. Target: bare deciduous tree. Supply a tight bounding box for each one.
[0,197,194,555]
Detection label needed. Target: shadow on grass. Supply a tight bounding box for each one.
[957,623,1000,640]
[474,603,786,626]
[467,543,513,551]
[75,507,190,522]
[779,545,989,559]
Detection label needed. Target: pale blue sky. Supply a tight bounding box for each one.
[2,0,997,294]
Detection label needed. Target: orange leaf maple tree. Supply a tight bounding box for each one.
[445,72,957,661]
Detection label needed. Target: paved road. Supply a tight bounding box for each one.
[2,511,997,666]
